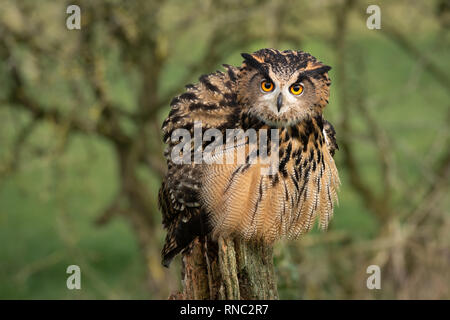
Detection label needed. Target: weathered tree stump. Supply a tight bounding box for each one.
[171,236,278,300]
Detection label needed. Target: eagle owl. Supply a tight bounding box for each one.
[159,49,340,267]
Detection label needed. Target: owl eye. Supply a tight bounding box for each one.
[290,83,304,95]
[261,80,274,92]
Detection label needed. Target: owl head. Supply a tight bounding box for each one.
[237,49,331,127]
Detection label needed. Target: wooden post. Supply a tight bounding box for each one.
[170,236,278,300]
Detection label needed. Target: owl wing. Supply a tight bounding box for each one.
[159,65,242,267]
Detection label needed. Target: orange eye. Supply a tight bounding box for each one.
[290,83,304,95]
[261,80,274,92]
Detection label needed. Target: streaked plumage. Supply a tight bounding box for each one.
[159,49,340,267]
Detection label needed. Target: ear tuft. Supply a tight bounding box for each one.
[241,53,263,70]
[241,52,253,60]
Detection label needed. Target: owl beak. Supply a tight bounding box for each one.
[276,93,283,112]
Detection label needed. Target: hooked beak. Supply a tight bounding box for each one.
[276,93,283,112]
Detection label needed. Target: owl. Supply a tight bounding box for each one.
[159,49,340,267]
